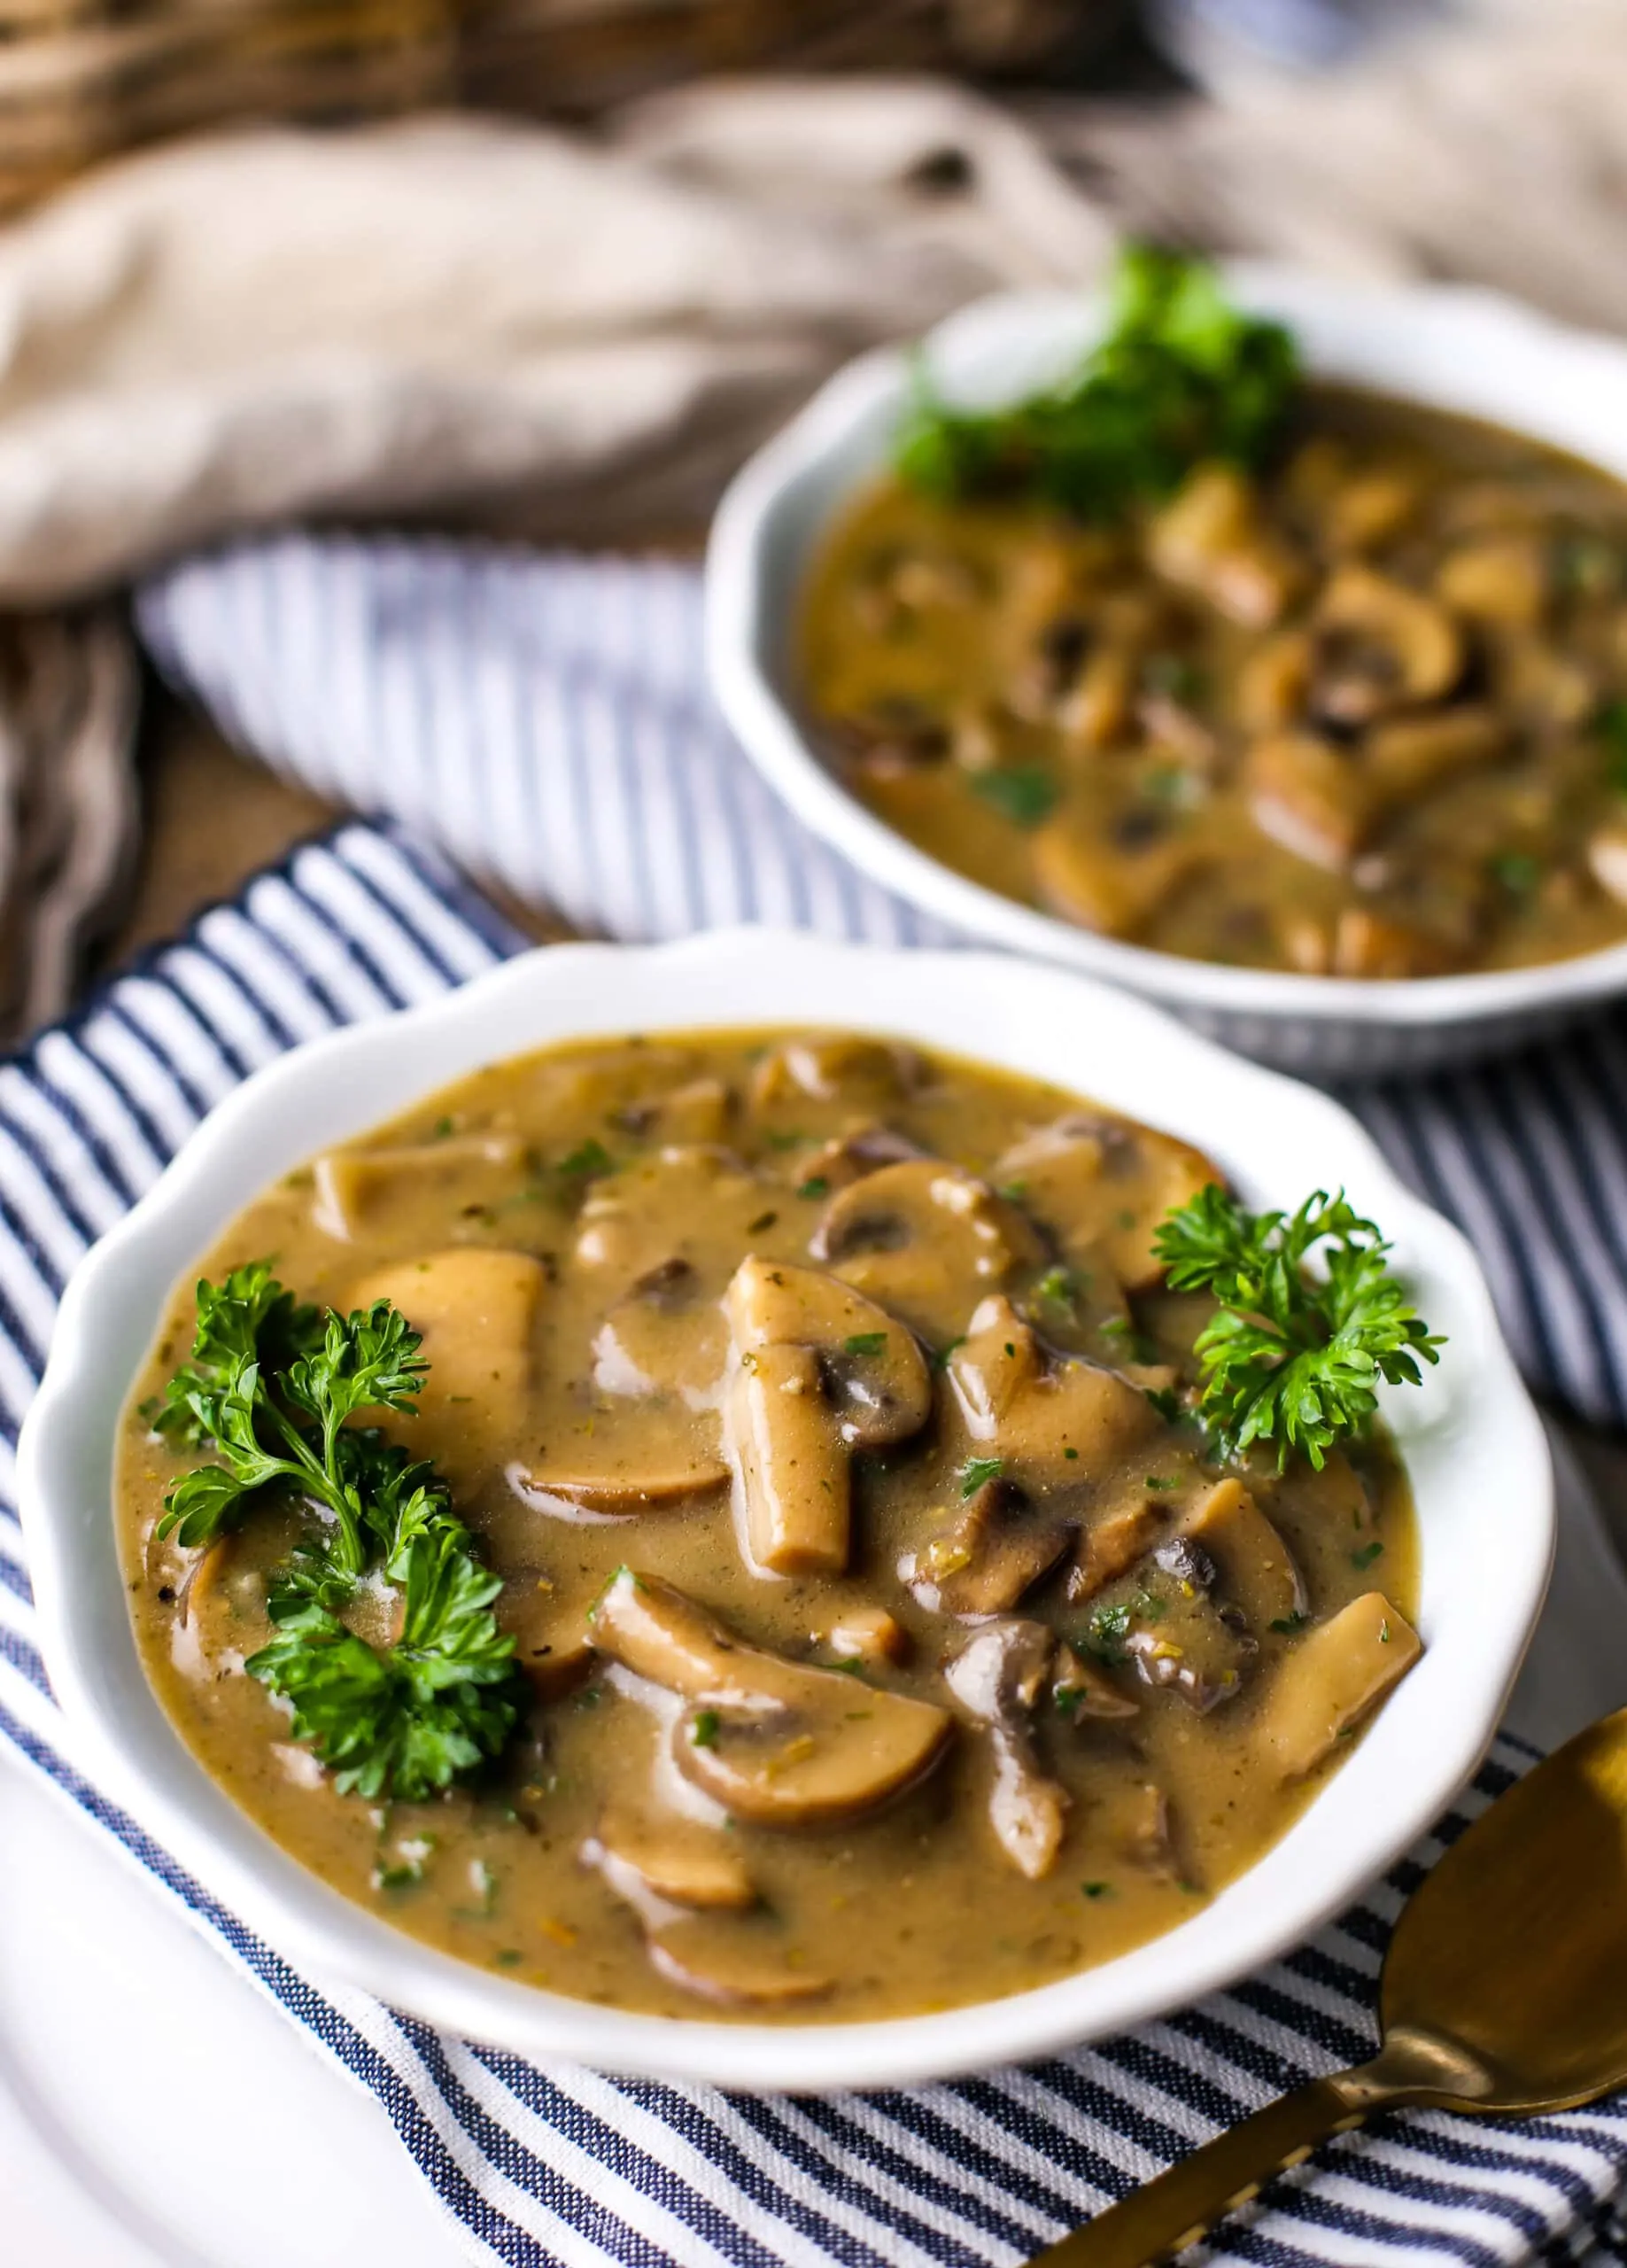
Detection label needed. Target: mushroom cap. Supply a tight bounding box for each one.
[949,1298,1159,1484]
[647,1924,832,2008]
[993,1114,1220,1293]
[750,1034,918,1108]
[900,1478,1072,1619]
[810,1159,1041,1348]
[583,1813,757,1913]
[1313,562,1462,723]
[725,1254,931,1448]
[588,1571,951,1829]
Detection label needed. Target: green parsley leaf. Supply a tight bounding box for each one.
[797,1175,832,1200]
[1151,1185,1443,1469]
[1269,1611,1309,1635]
[895,243,1298,520]
[1081,1881,1112,1900]
[159,1264,524,1803]
[556,1137,616,1180]
[690,1709,721,1749]
[843,1332,889,1357]
[1352,1540,1385,1570]
[960,1456,1005,1498]
[1489,850,1541,898]
[969,766,1060,830]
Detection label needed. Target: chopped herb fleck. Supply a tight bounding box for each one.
[1269,1611,1309,1635]
[1145,1475,1180,1491]
[1489,850,1541,899]
[969,765,1060,830]
[960,1456,1005,1498]
[797,1176,832,1201]
[690,1709,721,1749]
[557,1137,616,1179]
[843,1332,889,1357]
[1081,1881,1113,1900]
[1352,1540,1385,1570]
[931,1336,966,1372]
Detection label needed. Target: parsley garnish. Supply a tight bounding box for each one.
[1085,1600,1135,1662]
[895,244,1298,520]
[1352,1540,1385,1570]
[843,1332,889,1357]
[691,1710,721,1749]
[556,1138,615,1180]
[1152,1186,1442,1470]
[969,766,1059,830]
[1269,1611,1309,1635]
[157,1263,524,1802]
[797,1176,832,1200]
[960,1456,1005,1499]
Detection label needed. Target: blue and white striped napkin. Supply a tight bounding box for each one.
[3,817,1624,2267]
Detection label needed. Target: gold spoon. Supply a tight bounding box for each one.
[1031,1705,1627,2268]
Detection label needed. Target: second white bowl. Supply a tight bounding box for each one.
[707,268,1627,1076]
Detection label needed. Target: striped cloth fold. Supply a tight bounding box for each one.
[0,815,1623,2267]
[138,534,1627,1432]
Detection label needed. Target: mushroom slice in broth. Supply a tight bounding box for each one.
[588,1571,951,1829]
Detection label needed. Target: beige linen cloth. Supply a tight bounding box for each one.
[6,0,1627,1029]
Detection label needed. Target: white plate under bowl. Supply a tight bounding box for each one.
[16,928,1553,2091]
[706,268,1627,1076]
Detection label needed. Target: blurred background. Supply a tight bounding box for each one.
[0,0,1599,1042]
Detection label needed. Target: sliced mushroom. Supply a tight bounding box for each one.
[943,1619,1068,1880]
[588,1570,950,1828]
[1259,1591,1422,1779]
[647,1923,832,2008]
[723,1256,932,1575]
[1236,629,1313,734]
[583,1812,756,1912]
[574,1147,768,1286]
[1058,643,1135,750]
[347,1247,545,1483]
[1182,1478,1306,1631]
[993,1113,1220,1292]
[1332,906,1453,980]
[1589,823,1627,908]
[810,1604,910,1667]
[949,1298,1158,1487]
[1052,1641,1138,1721]
[174,1534,231,1627]
[1437,534,1549,628]
[1364,706,1508,801]
[1312,564,1462,726]
[1147,464,1303,627]
[1031,812,1200,940]
[1324,468,1421,555]
[612,1078,735,1146]
[810,1159,1041,1347]
[1114,1781,1179,1878]
[311,1131,525,1241]
[1122,1580,1251,1713]
[1245,732,1374,872]
[750,1034,918,1109]
[795,1122,925,1192]
[1068,1489,1165,1604]
[899,1477,1072,1618]
[591,1278,728,1407]
[514,1445,730,1518]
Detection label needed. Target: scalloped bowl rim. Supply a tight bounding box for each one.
[16,928,1552,2091]
[706,266,1627,1033]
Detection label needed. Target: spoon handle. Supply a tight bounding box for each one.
[1027,2070,1383,2267]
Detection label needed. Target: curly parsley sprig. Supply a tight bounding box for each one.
[154,1262,524,1802]
[895,243,1298,519]
[1152,1186,1443,1471]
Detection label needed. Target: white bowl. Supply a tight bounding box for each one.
[17,928,1552,2090]
[707,268,1627,1076]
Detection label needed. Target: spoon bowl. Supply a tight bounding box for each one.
[1036,1706,1627,2264]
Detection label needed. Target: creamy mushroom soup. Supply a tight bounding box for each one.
[802,389,1627,979]
[118,1029,1422,2022]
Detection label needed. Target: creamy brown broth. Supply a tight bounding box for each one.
[117,1030,1420,2022]
[801,389,1627,978]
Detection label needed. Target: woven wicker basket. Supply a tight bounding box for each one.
[0,0,1122,215]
